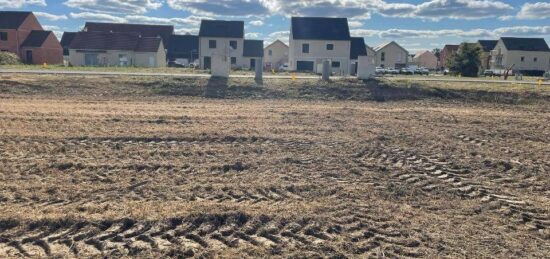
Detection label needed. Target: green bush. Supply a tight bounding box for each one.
[447,43,482,77]
[0,52,22,65]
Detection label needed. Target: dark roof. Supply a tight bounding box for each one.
[500,37,550,52]
[135,37,163,52]
[167,35,199,60]
[477,40,498,52]
[199,20,244,38]
[60,32,77,47]
[69,31,161,52]
[21,30,53,47]
[243,40,264,57]
[350,37,367,59]
[291,17,350,40]
[443,44,459,52]
[84,22,173,47]
[0,11,32,29]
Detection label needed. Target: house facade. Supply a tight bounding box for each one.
[478,40,497,71]
[264,40,288,70]
[0,11,62,64]
[68,31,166,67]
[439,44,459,69]
[289,17,351,75]
[198,20,244,70]
[490,37,550,74]
[412,50,438,69]
[167,34,199,65]
[242,40,264,70]
[374,41,408,69]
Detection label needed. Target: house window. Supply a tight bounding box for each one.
[302,44,309,53]
[381,52,385,62]
[231,57,237,64]
[230,40,237,49]
[521,56,525,62]
[268,50,272,56]
[534,57,537,62]
[0,32,7,41]
[209,40,216,49]
[327,44,334,50]
[331,61,340,68]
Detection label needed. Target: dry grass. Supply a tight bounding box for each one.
[0,75,549,258]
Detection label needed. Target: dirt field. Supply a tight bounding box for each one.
[0,74,549,258]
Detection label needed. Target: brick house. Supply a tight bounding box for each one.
[439,44,459,69]
[0,11,62,64]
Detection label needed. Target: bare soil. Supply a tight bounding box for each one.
[0,75,548,258]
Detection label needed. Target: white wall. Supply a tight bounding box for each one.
[289,39,351,75]
[264,41,288,69]
[491,40,550,71]
[375,42,409,68]
[199,37,245,69]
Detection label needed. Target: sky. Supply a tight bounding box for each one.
[2,0,550,53]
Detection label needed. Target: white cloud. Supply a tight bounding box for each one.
[245,32,261,38]
[43,25,63,39]
[517,2,550,20]
[175,27,199,35]
[348,20,364,28]
[34,12,68,21]
[125,15,210,26]
[64,0,162,14]
[167,0,269,16]
[352,26,550,39]
[0,0,45,9]
[265,30,290,45]
[69,12,127,23]
[377,0,513,21]
[250,20,264,26]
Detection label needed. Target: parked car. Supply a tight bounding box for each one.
[278,63,291,72]
[415,67,429,75]
[483,70,495,77]
[168,61,185,68]
[400,67,414,75]
[386,68,399,75]
[375,67,386,74]
[443,69,450,75]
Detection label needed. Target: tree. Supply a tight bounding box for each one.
[447,43,481,77]
[432,48,441,60]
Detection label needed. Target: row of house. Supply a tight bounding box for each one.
[2,11,549,74]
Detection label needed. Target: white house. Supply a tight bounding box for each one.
[490,37,550,74]
[289,17,351,75]
[373,41,409,69]
[198,20,245,70]
[264,40,288,70]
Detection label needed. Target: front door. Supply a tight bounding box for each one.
[250,59,256,69]
[204,56,211,69]
[26,50,33,64]
[84,53,98,66]
[149,56,155,67]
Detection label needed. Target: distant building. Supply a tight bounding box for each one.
[412,50,438,69]
[68,31,166,67]
[289,17,352,75]
[242,39,264,70]
[373,41,408,69]
[350,37,368,75]
[439,44,459,69]
[83,22,173,49]
[0,11,62,64]
[198,20,245,70]
[264,40,288,70]
[167,34,199,65]
[490,37,550,74]
[478,40,498,71]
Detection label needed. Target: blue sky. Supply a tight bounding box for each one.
[2,0,550,53]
